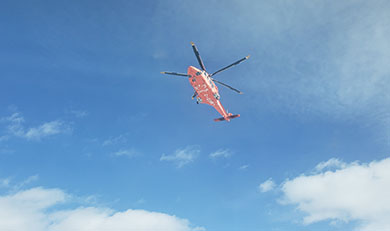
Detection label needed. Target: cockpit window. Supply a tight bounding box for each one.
[196,72,201,76]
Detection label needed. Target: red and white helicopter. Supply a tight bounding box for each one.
[161,42,249,122]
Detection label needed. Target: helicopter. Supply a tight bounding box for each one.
[161,42,249,122]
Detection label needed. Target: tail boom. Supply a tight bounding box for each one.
[214,114,240,122]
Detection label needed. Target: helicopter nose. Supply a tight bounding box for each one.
[187,66,199,75]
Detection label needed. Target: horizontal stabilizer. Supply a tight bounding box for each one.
[214,114,240,122]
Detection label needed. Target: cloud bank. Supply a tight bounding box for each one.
[0,187,203,231]
[281,157,390,231]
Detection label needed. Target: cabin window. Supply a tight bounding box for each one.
[196,72,201,76]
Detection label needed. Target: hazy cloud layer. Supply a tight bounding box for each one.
[281,157,390,231]
[0,187,204,231]
[154,1,390,142]
[240,0,390,119]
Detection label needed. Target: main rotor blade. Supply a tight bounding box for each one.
[210,55,250,77]
[212,79,243,94]
[161,72,190,77]
[191,42,206,71]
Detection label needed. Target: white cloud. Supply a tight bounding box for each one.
[258,179,275,193]
[209,149,232,159]
[239,165,249,170]
[281,157,390,231]
[192,227,206,231]
[68,110,88,118]
[112,149,139,158]
[0,187,67,231]
[0,187,204,231]
[2,113,25,137]
[50,208,199,231]
[160,146,200,168]
[1,113,24,123]
[1,113,71,141]
[314,158,347,172]
[24,121,70,140]
[0,175,39,190]
[14,175,39,189]
[102,134,127,146]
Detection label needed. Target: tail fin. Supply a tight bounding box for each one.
[214,114,240,122]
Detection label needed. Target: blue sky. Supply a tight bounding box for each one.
[1,0,390,230]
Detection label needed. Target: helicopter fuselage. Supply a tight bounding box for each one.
[187,66,231,120]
